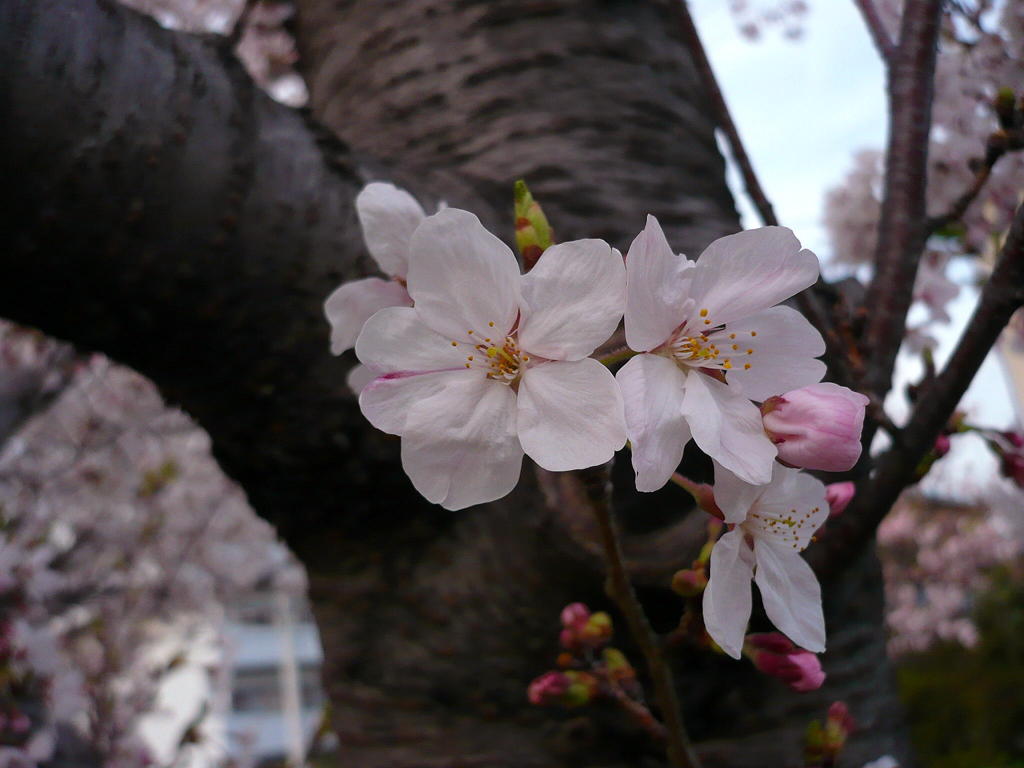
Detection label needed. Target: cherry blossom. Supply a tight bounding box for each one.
[617,216,825,490]
[761,383,868,472]
[355,207,627,510]
[703,466,828,658]
[324,182,423,391]
[744,632,825,692]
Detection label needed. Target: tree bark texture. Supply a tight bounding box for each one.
[0,0,913,765]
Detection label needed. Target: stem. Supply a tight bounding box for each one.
[669,472,722,519]
[604,679,669,745]
[597,345,640,367]
[672,1,777,228]
[576,469,702,768]
[852,0,896,62]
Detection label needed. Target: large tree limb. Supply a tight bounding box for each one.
[0,0,436,559]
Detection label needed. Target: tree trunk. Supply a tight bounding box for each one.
[0,0,913,765]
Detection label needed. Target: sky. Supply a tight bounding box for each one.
[690,0,1019,497]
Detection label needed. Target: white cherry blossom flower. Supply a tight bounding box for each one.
[355,207,627,510]
[703,465,828,658]
[616,215,825,490]
[324,182,424,390]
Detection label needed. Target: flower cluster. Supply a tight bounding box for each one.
[327,182,869,659]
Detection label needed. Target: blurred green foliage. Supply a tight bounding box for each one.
[897,566,1024,768]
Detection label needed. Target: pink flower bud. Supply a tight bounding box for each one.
[1001,452,1024,488]
[825,482,855,517]
[762,383,869,472]
[1002,430,1024,449]
[560,602,590,630]
[744,633,825,692]
[825,701,855,748]
[934,434,951,457]
[527,671,570,705]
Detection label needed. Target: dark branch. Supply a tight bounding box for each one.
[813,200,1024,575]
[860,0,943,399]
[0,0,430,559]
[926,130,1019,235]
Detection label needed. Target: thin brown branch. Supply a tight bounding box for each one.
[926,127,1020,235]
[574,467,701,768]
[672,1,777,227]
[604,680,669,745]
[861,0,944,401]
[853,0,897,62]
[812,200,1024,575]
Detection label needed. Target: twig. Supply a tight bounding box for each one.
[574,467,702,768]
[604,680,669,744]
[672,1,776,227]
[853,0,897,62]
[812,200,1024,576]
[860,0,944,402]
[926,129,1018,234]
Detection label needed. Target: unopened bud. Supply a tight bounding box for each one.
[824,701,855,750]
[560,602,590,630]
[761,383,868,472]
[580,611,613,649]
[671,567,708,597]
[934,433,951,457]
[825,482,855,517]
[744,633,825,692]
[804,719,826,766]
[514,180,554,271]
[528,671,570,706]
[563,670,600,707]
[1001,452,1024,488]
[601,647,635,679]
[1001,430,1024,449]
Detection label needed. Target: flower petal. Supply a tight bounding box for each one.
[356,182,426,277]
[681,372,776,485]
[745,466,828,550]
[753,538,826,653]
[346,363,377,395]
[517,359,627,471]
[355,306,470,373]
[401,375,523,510]
[359,369,472,435]
[624,215,696,352]
[703,529,755,659]
[407,208,522,342]
[713,306,825,401]
[712,462,766,524]
[615,354,691,491]
[324,277,412,355]
[518,239,625,361]
[689,227,819,327]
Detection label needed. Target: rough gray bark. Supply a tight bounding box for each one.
[0,0,912,765]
